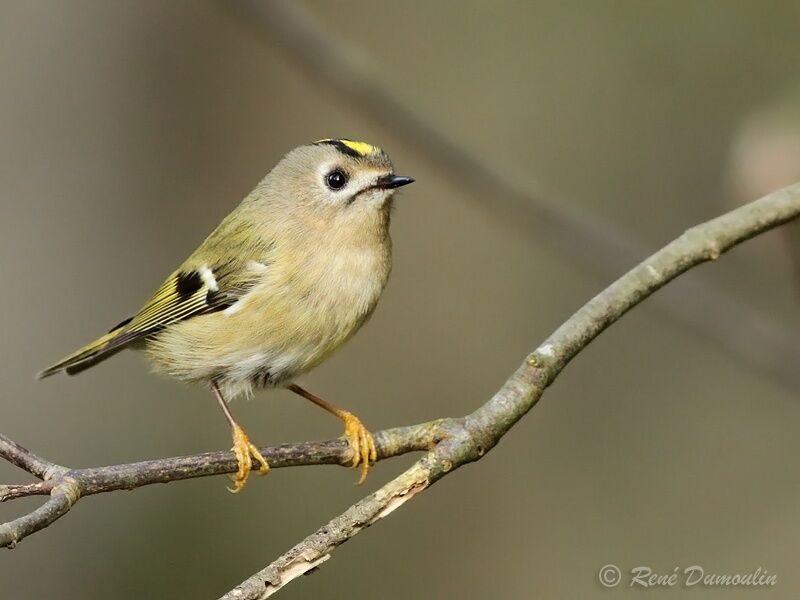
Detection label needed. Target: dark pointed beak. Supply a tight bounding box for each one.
[375,174,415,189]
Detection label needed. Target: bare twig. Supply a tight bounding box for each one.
[0,422,442,549]
[224,0,800,391]
[0,434,63,480]
[221,184,800,598]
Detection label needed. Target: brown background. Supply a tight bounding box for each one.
[2,1,800,598]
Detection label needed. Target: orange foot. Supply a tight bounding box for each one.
[228,423,269,493]
[340,411,377,484]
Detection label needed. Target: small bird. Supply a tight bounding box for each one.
[38,139,414,492]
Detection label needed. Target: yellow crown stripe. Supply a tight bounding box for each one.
[314,138,378,157]
[339,139,377,156]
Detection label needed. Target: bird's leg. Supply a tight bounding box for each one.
[211,381,269,493]
[286,383,376,484]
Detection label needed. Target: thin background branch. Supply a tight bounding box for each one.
[224,0,800,392]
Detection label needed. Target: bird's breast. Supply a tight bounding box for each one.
[222,239,390,382]
[284,239,391,344]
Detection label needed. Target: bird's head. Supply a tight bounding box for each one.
[259,139,414,238]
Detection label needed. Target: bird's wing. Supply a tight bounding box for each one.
[38,259,264,377]
[113,262,248,343]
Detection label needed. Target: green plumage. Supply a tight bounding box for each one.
[38,139,411,398]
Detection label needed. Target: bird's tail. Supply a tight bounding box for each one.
[37,326,130,379]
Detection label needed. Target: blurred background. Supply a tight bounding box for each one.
[2,1,800,598]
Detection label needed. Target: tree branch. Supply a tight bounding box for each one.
[0,421,442,549]
[224,0,800,392]
[4,184,799,586]
[220,183,800,598]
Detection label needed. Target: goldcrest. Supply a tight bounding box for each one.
[39,139,414,491]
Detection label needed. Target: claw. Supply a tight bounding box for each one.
[340,411,376,485]
[228,423,269,493]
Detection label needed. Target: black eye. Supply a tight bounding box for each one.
[326,170,347,190]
